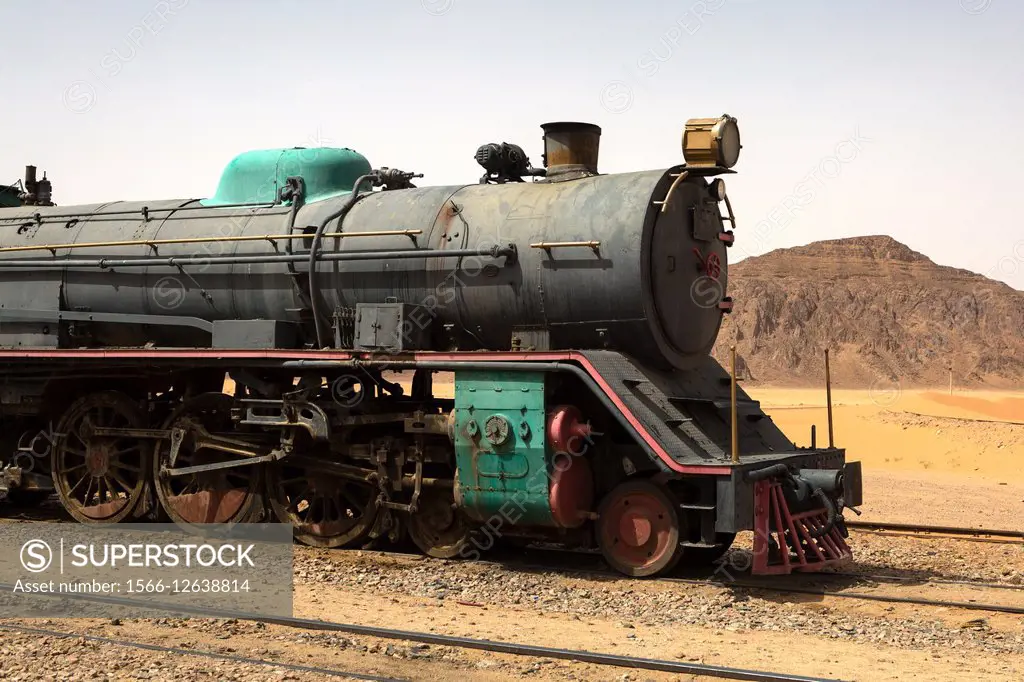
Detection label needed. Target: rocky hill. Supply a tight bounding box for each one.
[712,236,1024,388]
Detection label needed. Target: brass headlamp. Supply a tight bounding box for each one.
[682,115,741,169]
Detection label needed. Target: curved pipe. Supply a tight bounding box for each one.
[744,463,790,483]
[0,247,513,270]
[745,465,840,537]
[308,173,377,348]
[808,487,838,538]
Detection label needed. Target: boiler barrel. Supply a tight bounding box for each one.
[0,168,728,368]
[305,167,728,368]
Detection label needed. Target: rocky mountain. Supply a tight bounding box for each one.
[711,236,1024,388]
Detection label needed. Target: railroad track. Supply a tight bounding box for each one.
[847,521,1024,544]
[808,570,1024,593]
[4,503,1021,616]
[333,546,1024,617]
[0,622,401,681]
[663,575,1024,616]
[0,583,847,682]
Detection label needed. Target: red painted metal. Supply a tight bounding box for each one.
[751,479,852,575]
[0,348,356,361]
[165,489,250,525]
[548,456,594,529]
[599,484,677,574]
[546,405,592,455]
[705,253,722,279]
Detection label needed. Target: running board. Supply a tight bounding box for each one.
[579,351,728,465]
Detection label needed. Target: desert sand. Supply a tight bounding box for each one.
[746,385,1024,529]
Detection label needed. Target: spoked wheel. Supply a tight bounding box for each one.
[597,480,683,577]
[153,392,263,527]
[51,391,149,523]
[408,488,473,559]
[267,460,379,548]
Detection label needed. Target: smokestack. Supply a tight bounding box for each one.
[20,165,54,206]
[540,122,601,181]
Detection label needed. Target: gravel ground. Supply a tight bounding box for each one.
[0,628,352,682]
[0,532,1020,681]
[1,483,1021,680]
[292,537,1024,657]
[0,618,674,682]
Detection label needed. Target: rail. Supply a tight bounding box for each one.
[847,520,1024,541]
[0,583,846,682]
[0,623,397,681]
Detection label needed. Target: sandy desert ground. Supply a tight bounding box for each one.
[747,386,1024,529]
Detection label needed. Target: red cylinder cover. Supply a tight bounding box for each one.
[547,405,592,456]
[549,456,594,528]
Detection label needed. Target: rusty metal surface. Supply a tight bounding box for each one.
[51,391,150,524]
[541,122,602,173]
[164,489,250,524]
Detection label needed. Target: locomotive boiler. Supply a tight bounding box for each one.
[0,117,862,577]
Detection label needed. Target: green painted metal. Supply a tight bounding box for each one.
[202,147,372,207]
[0,185,20,207]
[453,371,554,526]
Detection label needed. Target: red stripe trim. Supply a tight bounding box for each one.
[0,347,728,476]
[417,351,729,475]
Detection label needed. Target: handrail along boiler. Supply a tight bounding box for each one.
[0,117,862,576]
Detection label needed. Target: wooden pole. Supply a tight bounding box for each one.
[730,345,739,463]
[825,349,834,448]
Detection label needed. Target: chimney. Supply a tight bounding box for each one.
[540,122,601,181]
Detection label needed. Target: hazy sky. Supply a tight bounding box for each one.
[3,0,1022,289]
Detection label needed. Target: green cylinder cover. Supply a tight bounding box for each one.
[203,147,372,206]
[453,371,555,527]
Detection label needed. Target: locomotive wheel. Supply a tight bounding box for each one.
[597,480,683,577]
[153,392,263,526]
[408,488,473,559]
[51,391,149,524]
[267,461,379,548]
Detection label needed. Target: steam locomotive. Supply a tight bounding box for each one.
[0,117,861,576]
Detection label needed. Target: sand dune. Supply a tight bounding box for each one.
[745,387,1023,528]
[747,388,1023,480]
